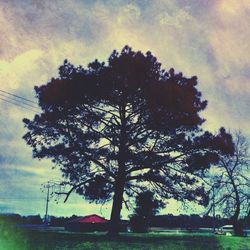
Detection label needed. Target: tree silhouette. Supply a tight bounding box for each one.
[208,131,249,236]
[23,46,234,235]
[130,191,165,232]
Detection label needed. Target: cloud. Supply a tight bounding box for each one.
[158,8,193,28]
[0,50,44,90]
[0,0,249,217]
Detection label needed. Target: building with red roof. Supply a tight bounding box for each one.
[65,214,110,232]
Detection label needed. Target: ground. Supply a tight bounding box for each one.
[1,225,250,250]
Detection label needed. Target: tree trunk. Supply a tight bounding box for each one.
[107,103,127,236]
[232,193,244,236]
[233,220,244,236]
[227,170,244,236]
[107,177,125,236]
[232,205,244,236]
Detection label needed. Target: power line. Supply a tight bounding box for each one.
[0,88,41,113]
[0,97,38,113]
[0,93,39,111]
[0,89,37,105]
[0,197,45,200]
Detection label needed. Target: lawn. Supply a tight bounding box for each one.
[0,225,250,250]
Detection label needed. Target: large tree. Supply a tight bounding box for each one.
[23,46,234,235]
[207,131,250,236]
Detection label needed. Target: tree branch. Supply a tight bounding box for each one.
[55,179,92,202]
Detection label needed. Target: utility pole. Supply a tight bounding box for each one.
[44,183,50,225]
[212,184,216,233]
[42,182,54,225]
[41,180,62,225]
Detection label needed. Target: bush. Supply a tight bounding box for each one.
[130,215,148,233]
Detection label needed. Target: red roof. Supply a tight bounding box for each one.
[68,214,109,224]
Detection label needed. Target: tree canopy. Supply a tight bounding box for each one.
[23,46,234,235]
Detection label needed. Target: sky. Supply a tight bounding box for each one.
[0,0,249,219]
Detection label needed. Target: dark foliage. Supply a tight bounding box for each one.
[130,191,165,232]
[150,214,230,229]
[23,46,234,235]
[134,191,165,218]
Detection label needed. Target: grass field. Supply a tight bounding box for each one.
[1,225,250,250]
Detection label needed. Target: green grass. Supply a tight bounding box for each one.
[0,225,250,250]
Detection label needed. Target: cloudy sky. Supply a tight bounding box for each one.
[0,0,249,219]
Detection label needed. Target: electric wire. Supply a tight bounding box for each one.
[0,93,39,110]
[0,96,38,113]
[0,91,39,108]
[0,89,37,104]
[0,89,41,113]
[0,197,45,200]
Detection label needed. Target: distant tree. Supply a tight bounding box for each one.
[50,216,68,226]
[245,212,250,227]
[23,46,234,236]
[208,131,250,236]
[26,215,42,224]
[130,191,165,232]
